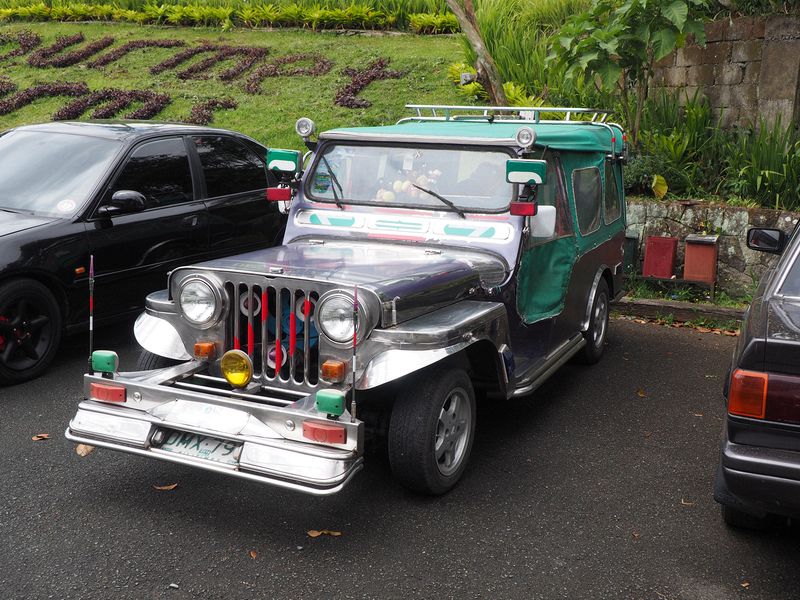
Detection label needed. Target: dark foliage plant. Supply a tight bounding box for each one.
[0,29,41,61]
[186,98,238,125]
[0,77,17,97]
[0,81,88,115]
[52,88,171,120]
[149,43,216,75]
[88,39,185,68]
[27,32,114,68]
[244,53,333,94]
[176,45,268,81]
[334,57,404,108]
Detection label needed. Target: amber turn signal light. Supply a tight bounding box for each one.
[321,359,346,383]
[728,368,768,419]
[194,342,216,360]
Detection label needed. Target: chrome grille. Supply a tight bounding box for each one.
[224,280,320,390]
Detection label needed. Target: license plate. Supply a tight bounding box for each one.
[157,430,240,465]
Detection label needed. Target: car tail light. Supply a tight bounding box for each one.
[510,202,537,216]
[303,421,347,444]
[728,369,767,419]
[266,187,291,202]
[90,382,126,403]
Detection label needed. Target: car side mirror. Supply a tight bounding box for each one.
[506,159,547,185]
[98,190,146,216]
[531,205,557,239]
[747,227,786,254]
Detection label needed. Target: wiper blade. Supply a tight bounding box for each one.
[412,184,466,219]
[320,155,345,210]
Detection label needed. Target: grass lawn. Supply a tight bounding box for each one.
[0,22,464,148]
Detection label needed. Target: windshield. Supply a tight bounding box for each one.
[307,143,514,213]
[0,130,122,216]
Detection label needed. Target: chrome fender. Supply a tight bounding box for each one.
[357,300,510,390]
[134,312,192,360]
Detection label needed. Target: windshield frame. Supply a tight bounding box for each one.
[304,141,518,215]
[0,129,126,219]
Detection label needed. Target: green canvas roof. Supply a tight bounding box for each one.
[321,120,624,153]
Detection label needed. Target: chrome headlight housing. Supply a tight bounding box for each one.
[317,291,363,345]
[178,277,222,328]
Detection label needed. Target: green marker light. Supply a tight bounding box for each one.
[91,350,119,374]
[315,389,345,418]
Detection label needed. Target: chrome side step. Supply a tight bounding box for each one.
[511,334,586,398]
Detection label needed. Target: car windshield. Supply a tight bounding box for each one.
[0,130,122,217]
[307,143,514,213]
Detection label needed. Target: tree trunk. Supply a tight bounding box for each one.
[445,0,507,105]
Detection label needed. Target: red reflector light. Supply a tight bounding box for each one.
[729,369,767,419]
[90,382,126,403]
[510,202,537,216]
[266,187,292,202]
[303,421,347,445]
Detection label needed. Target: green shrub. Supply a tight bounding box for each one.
[409,12,457,34]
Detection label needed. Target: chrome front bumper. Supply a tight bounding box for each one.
[66,365,364,496]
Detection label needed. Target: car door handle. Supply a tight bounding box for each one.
[181,215,199,228]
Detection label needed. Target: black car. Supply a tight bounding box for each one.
[714,222,800,528]
[0,121,285,384]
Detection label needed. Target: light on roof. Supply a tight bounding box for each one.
[515,126,535,149]
[295,117,316,139]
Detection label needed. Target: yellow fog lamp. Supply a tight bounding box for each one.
[220,349,253,388]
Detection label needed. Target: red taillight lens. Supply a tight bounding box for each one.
[90,382,126,403]
[728,369,767,419]
[510,202,537,216]
[303,421,347,444]
[266,187,292,202]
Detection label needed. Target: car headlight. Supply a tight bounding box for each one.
[317,292,359,344]
[179,278,219,327]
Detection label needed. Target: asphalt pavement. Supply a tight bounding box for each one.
[1,318,798,600]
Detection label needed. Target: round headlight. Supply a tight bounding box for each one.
[318,294,358,344]
[179,279,217,326]
[515,126,536,149]
[220,349,253,388]
[295,117,316,139]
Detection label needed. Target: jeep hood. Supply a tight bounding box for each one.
[192,239,508,325]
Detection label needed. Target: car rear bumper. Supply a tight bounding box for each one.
[714,422,800,519]
[66,366,363,496]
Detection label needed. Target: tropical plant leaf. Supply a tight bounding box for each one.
[663,1,689,30]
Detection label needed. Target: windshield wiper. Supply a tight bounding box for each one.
[412,184,466,219]
[320,155,345,210]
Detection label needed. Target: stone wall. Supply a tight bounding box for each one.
[653,15,800,127]
[626,200,799,296]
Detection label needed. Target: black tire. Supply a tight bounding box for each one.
[721,504,771,530]
[577,278,609,364]
[0,279,62,385]
[136,349,181,371]
[388,367,476,495]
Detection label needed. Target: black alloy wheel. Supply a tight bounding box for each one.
[0,279,62,385]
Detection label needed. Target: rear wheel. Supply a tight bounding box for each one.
[388,367,476,495]
[577,279,609,364]
[0,279,62,385]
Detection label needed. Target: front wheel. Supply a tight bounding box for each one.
[577,278,609,364]
[388,367,476,495]
[0,279,62,385]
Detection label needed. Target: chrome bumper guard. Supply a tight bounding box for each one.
[66,363,363,496]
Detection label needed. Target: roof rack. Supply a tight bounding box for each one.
[403,104,612,124]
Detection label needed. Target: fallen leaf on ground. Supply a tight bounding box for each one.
[152,483,178,491]
[680,498,696,506]
[696,326,713,333]
[693,412,704,417]
[307,529,342,538]
[632,531,641,540]
[644,431,652,438]
[637,388,648,398]
[31,433,50,441]
[75,444,95,457]
[249,550,257,560]
[741,581,750,589]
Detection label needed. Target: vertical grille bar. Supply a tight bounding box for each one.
[303,293,311,382]
[274,290,283,382]
[260,287,268,378]
[233,285,241,350]
[247,284,254,359]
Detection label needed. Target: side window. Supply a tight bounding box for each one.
[780,254,800,296]
[573,167,602,236]
[603,162,621,224]
[534,153,573,239]
[192,136,267,198]
[109,137,193,209]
